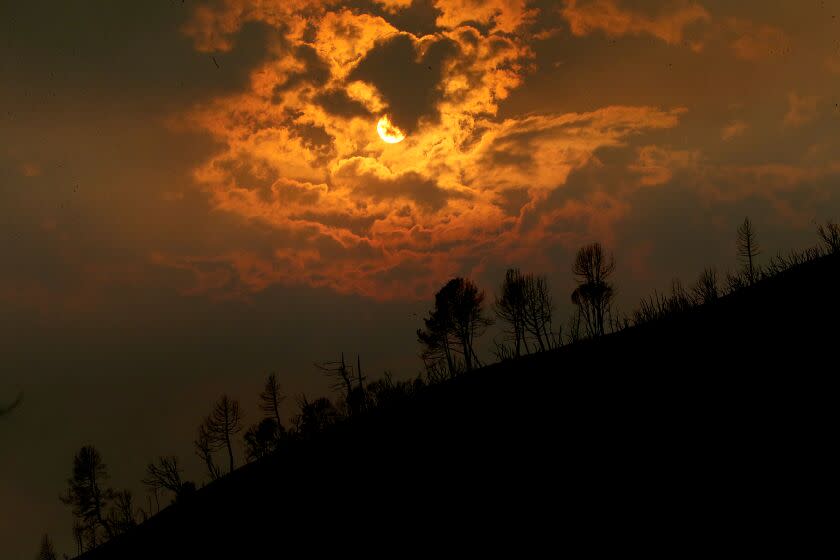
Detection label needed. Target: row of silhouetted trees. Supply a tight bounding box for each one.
[417,240,618,375]
[45,218,840,558]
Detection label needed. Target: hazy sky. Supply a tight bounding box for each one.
[2,1,839,557]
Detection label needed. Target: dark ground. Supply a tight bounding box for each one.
[81,254,838,558]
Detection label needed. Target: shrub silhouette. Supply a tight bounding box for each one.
[244,418,283,462]
[818,219,840,254]
[692,267,719,305]
[292,396,340,439]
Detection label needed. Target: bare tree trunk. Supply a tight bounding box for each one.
[73,523,83,556]
[443,334,455,376]
[471,346,482,369]
[540,321,552,350]
[522,326,531,354]
[513,325,521,357]
[534,322,546,351]
[272,397,282,431]
[224,406,235,473]
[595,303,601,337]
[747,240,754,284]
[91,469,113,540]
[224,428,234,473]
[462,335,472,371]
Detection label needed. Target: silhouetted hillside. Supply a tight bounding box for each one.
[80,253,839,558]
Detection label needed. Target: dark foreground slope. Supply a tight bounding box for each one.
[83,255,839,558]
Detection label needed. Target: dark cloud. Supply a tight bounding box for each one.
[272,44,332,101]
[291,210,383,236]
[217,158,277,191]
[371,0,441,35]
[494,188,531,218]
[313,88,372,118]
[349,33,459,132]
[334,159,468,211]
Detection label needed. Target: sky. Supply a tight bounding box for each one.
[1,0,839,556]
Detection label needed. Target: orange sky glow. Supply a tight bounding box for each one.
[2,2,839,556]
[138,0,838,301]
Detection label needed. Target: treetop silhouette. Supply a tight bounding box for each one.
[259,373,286,431]
[571,242,615,337]
[418,277,492,376]
[60,446,115,551]
[737,217,761,285]
[195,395,243,477]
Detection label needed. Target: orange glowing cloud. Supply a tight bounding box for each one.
[181,0,342,52]
[434,0,539,33]
[725,17,790,61]
[630,145,701,187]
[375,0,414,13]
[783,92,820,128]
[560,0,711,47]
[163,0,690,300]
[721,120,748,141]
[559,1,791,62]
[19,162,41,177]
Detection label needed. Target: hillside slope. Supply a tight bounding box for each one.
[81,254,839,558]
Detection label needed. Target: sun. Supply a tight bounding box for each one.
[377,115,406,144]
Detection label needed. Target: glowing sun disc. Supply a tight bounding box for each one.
[377,116,405,144]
